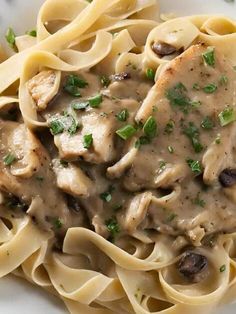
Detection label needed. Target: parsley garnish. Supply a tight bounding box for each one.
[193,83,200,90]
[201,116,214,130]
[72,101,89,110]
[166,213,178,222]
[26,29,37,37]
[5,27,16,50]
[116,125,136,140]
[166,82,191,113]
[106,217,120,240]
[183,122,203,153]
[64,74,88,97]
[218,107,236,126]
[164,120,175,134]
[143,116,157,138]
[159,160,166,172]
[116,109,129,122]
[193,192,206,207]
[219,75,228,85]
[215,134,221,144]
[220,264,226,272]
[135,136,150,149]
[203,83,217,94]
[83,134,93,149]
[202,47,215,67]
[49,114,79,136]
[186,159,203,175]
[88,94,103,108]
[146,68,155,81]
[168,146,174,153]
[3,153,16,166]
[100,186,115,203]
[53,218,63,229]
[100,75,110,87]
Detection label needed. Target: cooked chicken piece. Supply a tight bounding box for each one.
[54,112,116,163]
[0,120,82,231]
[27,70,60,110]
[122,192,152,233]
[53,159,95,198]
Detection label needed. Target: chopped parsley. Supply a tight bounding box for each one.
[5,27,16,50]
[219,75,228,85]
[218,107,236,126]
[100,186,115,203]
[201,116,214,130]
[203,83,217,94]
[164,120,175,134]
[106,217,120,240]
[116,109,129,122]
[116,125,136,140]
[159,160,166,172]
[168,146,174,153]
[72,101,89,110]
[100,75,110,87]
[26,29,37,37]
[202,47,215,67]
[3,153,16,166]
[64,74,88,97]
[193,83,200,90]
[83,134,93,149]
[135,136,150,149]
[53,218,63,229]
[88,94,103,108]
[49,113,79,136]
[166,82,191,114]
[166,213,178,222]
[183,122,203,153]
[193,192,206,207]
[186,159,202,175]
[143,116,157,138]
[146,68,155,81]
[220,264,226,272]
[215,134,221,144]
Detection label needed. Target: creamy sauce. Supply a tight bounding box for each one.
[1,44,236,248]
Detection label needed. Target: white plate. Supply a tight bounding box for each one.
[0,0,236,313]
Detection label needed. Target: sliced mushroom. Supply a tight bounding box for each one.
[219,168,236,187]
[177,251,208,282]
[152,42,177,56]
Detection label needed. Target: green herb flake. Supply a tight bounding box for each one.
[53,218,63,229]
[218,107,236,126]
[193,83,200,91]
[26,29,37,37]
[220,264,226,272]
[143,116,157,138]
[186,159,203,175]
[83,134,93,149]
[72,102,89,110]
[146,68,155,81]
[67,117,79,135]
[64,74,88,97]
[215,134,221,144]
[113,204,123,212]
[203,83,217,94]
[50,120,65,136]
[166,213,178,222]
[219,75,228,85]
[166,82,191,113]
[100,75,110,87]
[88,94,103,108]
[106,217,120,239]
[159,160,166,172]
[202,47,215,67]
[116,109,129,122]
[191,100,202,108]
[164,120,175,134]
[3,153,16,166]
[168,146,174,153]
[201,116,214,130]
[193,193,206,207]
[116,125,136,140]
[135,136,151,149]
[5,27,16,49]
[183,122,203,153]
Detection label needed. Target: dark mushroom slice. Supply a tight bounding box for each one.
[111,72,131,82]
[152,42,177,56]
[177,251,208,282]
[219,168,236,187]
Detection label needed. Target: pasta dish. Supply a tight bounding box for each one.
[1,0,236,313]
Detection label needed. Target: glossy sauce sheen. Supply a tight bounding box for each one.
[1,44,236,247]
